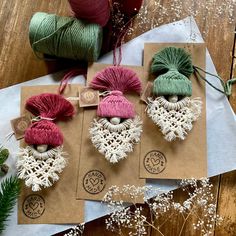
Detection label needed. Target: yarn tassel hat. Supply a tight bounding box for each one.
[17,93,74,191]
[147,47,202,141]
[89,66,143,163]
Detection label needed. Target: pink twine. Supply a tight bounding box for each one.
[68,0,111,27]
[58,68,87,94]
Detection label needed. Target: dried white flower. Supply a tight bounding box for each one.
[103,179,223,236]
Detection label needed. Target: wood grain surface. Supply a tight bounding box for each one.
[0,0,236,235]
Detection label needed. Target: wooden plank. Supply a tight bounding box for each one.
[214,30,236,236]
[229,28,236,111]
[215,171,236,236]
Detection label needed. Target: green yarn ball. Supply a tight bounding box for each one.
[29,12,103,61]
[151,47,194,96]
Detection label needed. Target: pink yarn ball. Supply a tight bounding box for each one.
[68,0,110,27]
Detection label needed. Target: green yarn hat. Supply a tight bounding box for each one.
[151,47,194,97]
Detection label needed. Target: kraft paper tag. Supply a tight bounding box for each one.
[18,84,84,224]
[139,43,207,179]
[76,63,145,202]
[79,87,100,107]
[10,115,31,140]
[140,81,153,103]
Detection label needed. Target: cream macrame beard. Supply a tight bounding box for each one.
[146,96,202,142]
[89,116,142,163]
[17,146,67,191]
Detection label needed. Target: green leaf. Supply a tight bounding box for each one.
[0,176,21,233]
[0,149,9,166]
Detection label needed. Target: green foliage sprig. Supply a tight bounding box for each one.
[0,176,21,233]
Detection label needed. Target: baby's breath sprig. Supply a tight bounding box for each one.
[103,178,223,236]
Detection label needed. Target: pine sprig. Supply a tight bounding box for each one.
[0,176,21,233]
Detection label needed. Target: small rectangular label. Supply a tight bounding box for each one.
[79,87,99,107]
[10,116,31,140]
[140,82,153,103]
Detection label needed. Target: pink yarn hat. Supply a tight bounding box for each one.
[24,93,74,147]
[97,90,135,118]
[90,66,142,119]
[25,121,63,147]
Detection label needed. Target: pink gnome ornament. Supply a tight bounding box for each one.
[17,93,74,191]
[89,66,143,163]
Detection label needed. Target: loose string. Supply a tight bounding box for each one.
[58,68,87,94]
[113,16,135,66]
[194,65,236,96]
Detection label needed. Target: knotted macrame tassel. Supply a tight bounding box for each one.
[89,66,142,163]
[147,47,202,142]
[17,93,74,191]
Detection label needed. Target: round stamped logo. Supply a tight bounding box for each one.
[144,150,167,174]
[23,194,45,219]
[16,119,28,131]
[83,170,106,194]
[80,89,97,104]
[15,117,30,133]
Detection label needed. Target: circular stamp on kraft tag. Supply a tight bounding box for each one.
[23,194,45,219]
[143,150,167,174]
[83,170,106,194]
[80,88,98,106]
[16,118,29,133]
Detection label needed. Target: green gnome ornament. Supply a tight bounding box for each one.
[146,47,202,142]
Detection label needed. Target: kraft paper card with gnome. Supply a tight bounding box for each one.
[139,43,207,179]
[17,85,84,224]
[76,63,145,202]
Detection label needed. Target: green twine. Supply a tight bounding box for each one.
[194,66,236,97]
[151,47,236,97]
[151,47,193,96]
[29,12,103,61]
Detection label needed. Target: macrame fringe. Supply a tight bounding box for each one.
[17,146,67,191]
[147,96,202,142]
[89,116,142,163]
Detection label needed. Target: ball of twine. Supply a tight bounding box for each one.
[68,0,110,27]
[29,12,103,61]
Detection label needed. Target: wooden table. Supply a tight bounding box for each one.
[1,0,235,235]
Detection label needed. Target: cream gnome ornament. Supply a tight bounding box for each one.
[146,47,202,141]
[89,66,143,163]
[17,93,74,191]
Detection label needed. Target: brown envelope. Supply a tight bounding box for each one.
[76,64,145,202]
[139,43,207,179]
[18,85,84,224]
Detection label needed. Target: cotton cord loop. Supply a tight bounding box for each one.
[194,65,236,96]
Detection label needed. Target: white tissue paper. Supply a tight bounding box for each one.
[1,16,236,236]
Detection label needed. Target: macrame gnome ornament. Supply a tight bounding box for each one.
[17,93,74,191]
[89,66,142,163]
[146,47,202,142]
